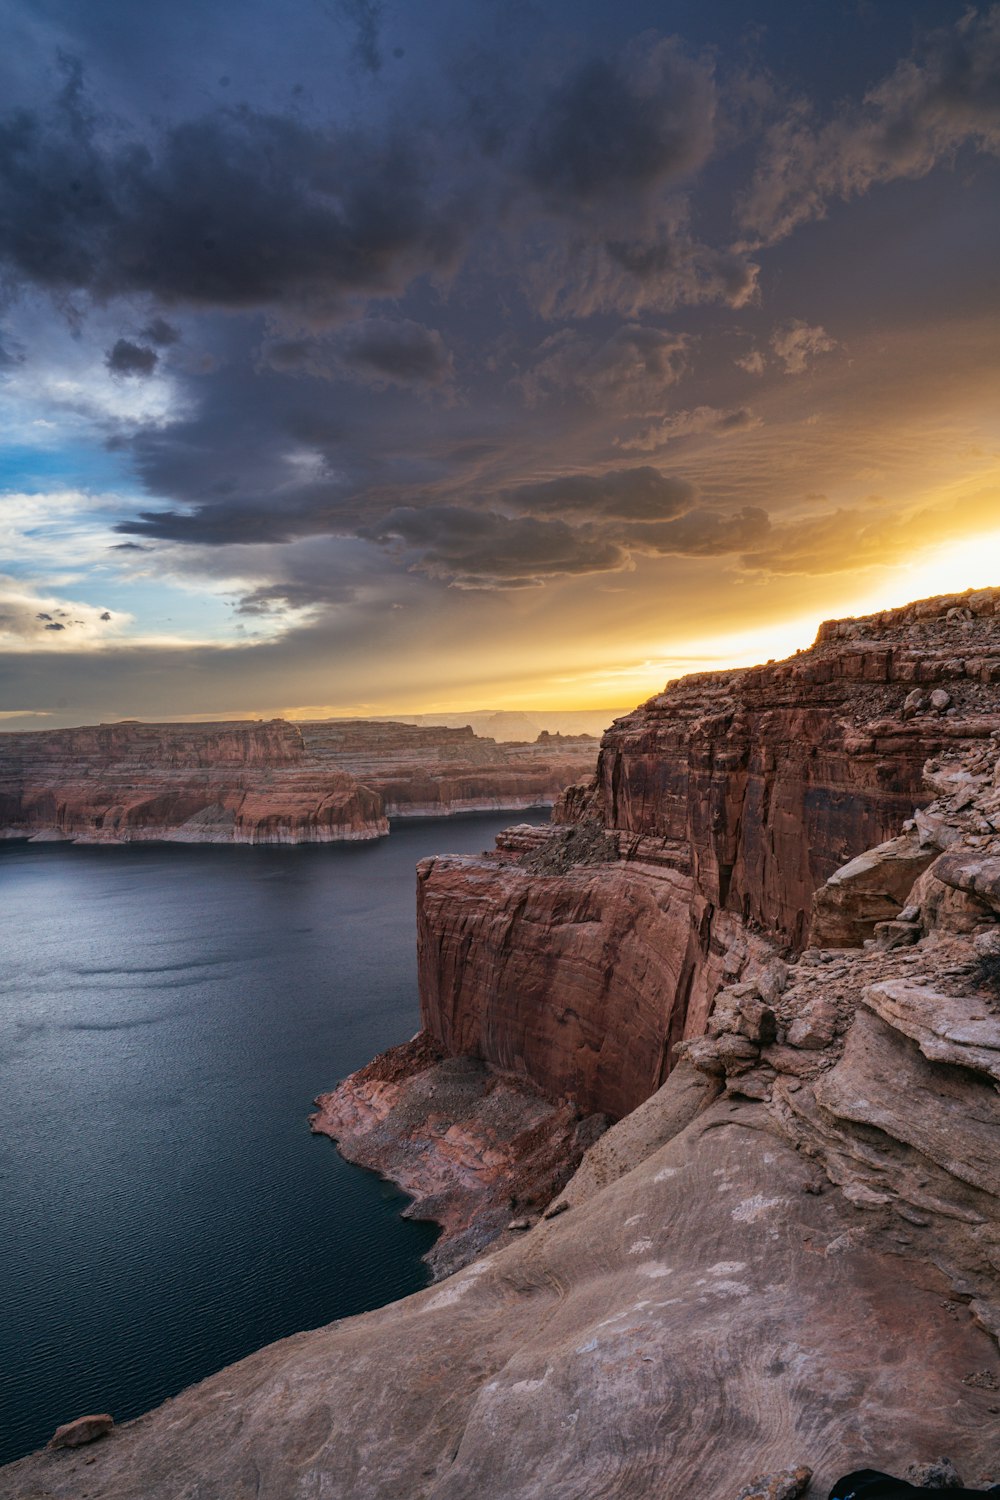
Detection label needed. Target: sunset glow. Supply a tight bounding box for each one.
[1,2,998,728]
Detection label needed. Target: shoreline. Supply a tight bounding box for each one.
[0,802,555,848]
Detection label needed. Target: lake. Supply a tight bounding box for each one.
[0,812,543,1465]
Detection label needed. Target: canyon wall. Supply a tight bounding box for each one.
[299,720,596,818]
[417,588,1000,1119]
[0,718,597,845]
[0,718,388,844]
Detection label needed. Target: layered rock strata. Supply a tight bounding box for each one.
[0,718,386,845]
[299,720,598,818]
[0,718,597,845]
[417,587,1000,1124]
[310,1031,608,1278]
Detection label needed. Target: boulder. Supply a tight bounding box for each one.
[48,1414,113,1450]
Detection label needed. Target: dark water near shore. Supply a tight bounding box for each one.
[0,811,545,1467]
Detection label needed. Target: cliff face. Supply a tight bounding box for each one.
[418,589,1000,1119]
[0,719,388,845]
[299,719,598,817]
[0,718,597,845]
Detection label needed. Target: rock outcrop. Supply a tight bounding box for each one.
[0,718,597,845]
[47,1415,113,1451]
[310,1031,608,1278]
[417,587,1000,1121]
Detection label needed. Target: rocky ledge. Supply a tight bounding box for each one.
[0,717,597,845]
[310,1031,608,1279]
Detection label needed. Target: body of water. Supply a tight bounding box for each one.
[0,812,543,1466]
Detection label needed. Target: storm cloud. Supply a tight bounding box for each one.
[260,318,454,389]
[106,339,158,377]
[502,467,696,522]
[522,36,716,211]
[1,0,998,722]
[0,63,466,321]
[741,5,1000,245]
[364,505,630,589]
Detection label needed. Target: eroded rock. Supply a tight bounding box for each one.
[48,1415,113,1450]
[733,1467,812,1500]
[0,718,598,844]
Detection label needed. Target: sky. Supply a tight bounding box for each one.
[1,0,999,728]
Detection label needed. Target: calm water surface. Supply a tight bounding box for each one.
[0,812,544,1465]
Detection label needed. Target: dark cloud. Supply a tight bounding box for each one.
[0,62,465,321]
[105,338,158,377]
[630,505,770,557]
[0,34,758,338]
[363,505,630,588]
[236,571,358,614]
[740,6,1000,245]
[141,316,181,346]
[502,467,696,521]
[507,33,762,317]
[337,317,454,387]
[99,610,112,620]
[260,317,454,388]
[360,492,778,590]
[523,36,715,211]
[337,0,384,75]
[44,621,66,630]
[516,326,689,410]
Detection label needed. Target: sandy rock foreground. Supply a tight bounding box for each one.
[2,1056,997,1500]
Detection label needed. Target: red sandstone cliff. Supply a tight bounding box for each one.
[415,587,1000,1120]
[299,719,597,817]
[0,718,597,845]
[0,719,387,844]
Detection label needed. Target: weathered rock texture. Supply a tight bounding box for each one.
[0,718,596,844]
[310,1031,608,1278]
[418,587,1000,1120]
[4,1049,999,1499]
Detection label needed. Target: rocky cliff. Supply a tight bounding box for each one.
[0,718,388,844]
[417,588,1000,1119]
[299,720,597,818]
[0,718,597,845]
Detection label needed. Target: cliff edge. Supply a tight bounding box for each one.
[418,587,1000,1116]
